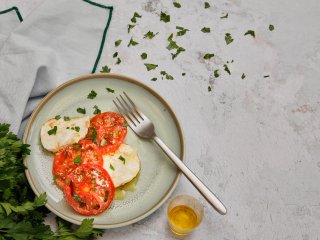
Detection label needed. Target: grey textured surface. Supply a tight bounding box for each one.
[1,0,320,239]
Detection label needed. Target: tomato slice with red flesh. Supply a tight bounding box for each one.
[86,112,127,154]
[79,139,103,166]
[64,164,115,216]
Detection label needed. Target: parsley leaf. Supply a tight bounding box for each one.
[220,13,228,19]
[113,52,118,58]
[244,30,255,38]
[48,126,57,135]
[264,75,270,78]
[93,105,101,115]
[119,155,126,164]
[106,88,115,93]
[74,126,80,132]
[127,37,139,47]
[54,115,61,120]
[204,53,214,59]
[87,90,97,99]
[241,73,246,79]
[90,127,97,142]
[167,34,185,59]
[110,164,115,171]
[77,107,86,114]
[116,58,121,65]
[131,12,142,23]
[269,24,274,31]
[176,26,189,36]
[214,70,220,78]
[225,33,234,45]
[100,65,111,73]
[201,27,211,33]
[151,77,157,81]
[208,86,212,92]
[173,2,181,8]
[144,63,158,71]
[160,70,174,80]
[128,24,135,33]
[64,116,70,121]
[141,52,148,60]
[160,12,170,23]
[115,39,122,47]
[223,64,231,75]
[143,31,158,39]
[182,73,186,76]
[204,2,210,8]
[74,155,82,165]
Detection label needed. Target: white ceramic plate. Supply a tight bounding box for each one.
[23,73,184,229]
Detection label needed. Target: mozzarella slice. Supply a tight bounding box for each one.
[40,116,90,152]
[103,144,140,188]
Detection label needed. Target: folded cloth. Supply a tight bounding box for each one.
[0,0,113,137]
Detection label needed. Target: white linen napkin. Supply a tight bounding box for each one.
[0,0,113,137]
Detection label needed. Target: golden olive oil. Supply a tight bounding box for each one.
[168,205,198,234]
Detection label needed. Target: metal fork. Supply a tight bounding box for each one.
[113,92,227,215]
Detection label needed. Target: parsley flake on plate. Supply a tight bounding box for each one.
[116,58,121,65]
[100,65,111,73]
[54,115,61,120]
[127,37,139,47]
[74,155,82,165]
[144,63,158,71]
[204,2,210,8]
[204,53,214,59]
[264,75,270,78]
[151,77,157,81]
[87,90,97,99]
[269,24,274,31]
[244,30,255,38]
[77,107,86,114]
[241,73,246,79]
[119,155,126,164]
[74,126,80,132]
[106,88,115,93]
[167,34,185,59]
[221,13,228,19]
[173,2,181,8]
[176,26,189,36]
[223,64,231,75]
[90,127,97,141]
[113,52,118,58]
[160,12,170,23]
[182,73,186,76]
[110,164,115,171]
[201,27,211,33]
[93,105,101,115]
[225,33,234,45]
[131,12,142,23]
[115,39,122,47]
[47,126,57,135]
[127,24,135,33]
[214,69,220,78]
[208,86,212,92]
[143,31,158,39]
[141,52,148,60]
[64,116,70,121]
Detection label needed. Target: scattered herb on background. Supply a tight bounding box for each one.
[100,65,111,73]
[225,33,234,45]
[119,155,126,164]
[173,2,181,8]
[110,164,115,171]
[224,64,231,75]
[47,126,57,135]
[106,88,115,93]
[115,39,122,47]
[87,90,97,99]
[74,155,82,165]
[64,116,70,121]
[208,86,212,92]
[204,53,214,59]
[220,13,228,19]
[201,27,211,33]
[113,52,118,58]
[127,24,135,33]
[143,31,158,39]
[214,69,220,78]
[182,73,186,76]
[77,107,86,114]
[176,26,189,36]
[151,77,157,81]
[74,126,80,132]
[241,73,246,79]
[244,30,255,38]
[54,115,61,120]
[131,12,142,23]
[264,75,270,78]
[128,37,139,47]
[269,24,274,31]
[144,63,158,71]
[160,70,174,80]
[141,52,147,60]
[116,58,121,65]
[93,105,101,115]
[167,34,185,59]
[160,12,170,23]
[204,2,210,8]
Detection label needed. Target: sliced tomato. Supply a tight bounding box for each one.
[64,164,115,216]
[86,112,127,154]
[79,139,103,166]
[53,144,81,189]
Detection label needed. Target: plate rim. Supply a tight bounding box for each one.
[23,73,184,229]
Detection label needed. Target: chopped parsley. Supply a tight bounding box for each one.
[115,39,122,47]
[220,13,228,19]
[223,64,231,75]
[264,75,270,78]
[204,53,214,59]
[167,34,185,59]
[54,115,61,120]
[127,37,139,47]
[87,90,97,99]
[74,155,82,165]
[144,63,158,71]
[66,179,71,186]
[106,87,115,93]
[160,70,174,80]
[77,107,86,114]
[100,65,111,73]
[182,73,186,76]
[93,105,101,115]
[201,27,211,33]
[214,69,220,78]
[113,52,118,58]
[225,33,234,45]
[127,24,135,33]
[269,24,274,31]
[176,26,189,36]
[141,52,148,60]
[116,58,121,65]
[143,31,158,39]
[64,116,71,121]
[241,73,246,79]
[90,127,97,142]
[74,126,80,132]
[173,2,181,8]
[53,175,59,181]
[123,122,129,127]
[204,2,210,8]
[208,86,212,92]
[110,164,115,171]
[47,126,57,135]
[151,77,157,81]
[131,12,142,23]
[119,155,126,164]
[244,30,255,38]
[160,12,170,23]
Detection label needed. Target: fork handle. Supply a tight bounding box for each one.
[153,136,227,215]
